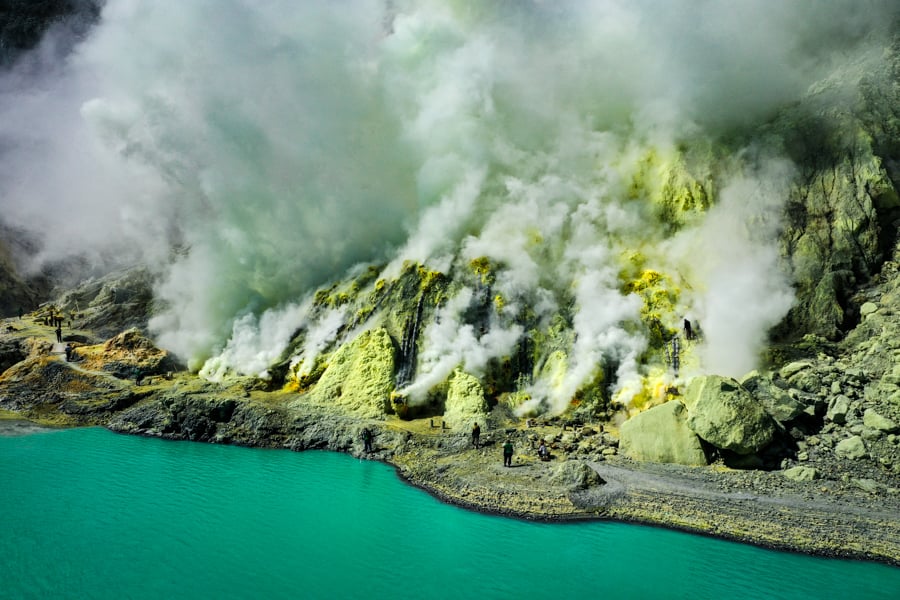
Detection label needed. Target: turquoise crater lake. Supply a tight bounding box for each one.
[2,426,898,599]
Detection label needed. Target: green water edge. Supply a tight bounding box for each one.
[2,424,898,600]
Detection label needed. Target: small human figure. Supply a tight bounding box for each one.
[55,325,62,343]
[472,422,481,449]
[538,441,549,461]
[132,367,142,386]
[684,318,694,341]
[503,439,514,467]
[64,344,72,362]
[362,427,373,453]
[17,306,23,319]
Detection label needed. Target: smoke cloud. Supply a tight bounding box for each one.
[0,1,896,406]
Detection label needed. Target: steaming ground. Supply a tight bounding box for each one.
[1,1,897,413]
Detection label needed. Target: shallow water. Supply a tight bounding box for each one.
[1,427,898,599]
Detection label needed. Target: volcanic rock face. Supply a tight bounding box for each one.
[307,327,396,418]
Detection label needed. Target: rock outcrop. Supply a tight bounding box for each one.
[308,327,396,418]
[442,369,489,430]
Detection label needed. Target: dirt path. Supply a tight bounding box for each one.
[586,462,900,521]
[563,461,900,563]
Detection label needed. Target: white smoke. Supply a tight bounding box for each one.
[661,158,797,377]
[200,298,315,382]
[0,0,895,404]
[401,287,523,402]
[290,306,351,379]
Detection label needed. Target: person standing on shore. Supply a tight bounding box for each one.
[503,439,513,467]
[472,422,481,449]
[362,427,373,453]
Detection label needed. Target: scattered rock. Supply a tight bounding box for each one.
[742,371,806,424]
[835,435,867,460]
[863,409,899,433]
[780,361,813,378]
[853,478,881,494]
[784,466,819,482]
[826,395,852,425]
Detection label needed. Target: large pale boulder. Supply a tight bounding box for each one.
[683,375,776,455]
[87,328,176,379]
[619,400,708,466]
[310,327,395,418]
[442,369,489,430]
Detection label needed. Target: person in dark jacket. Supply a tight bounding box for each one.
[503,439,514,467]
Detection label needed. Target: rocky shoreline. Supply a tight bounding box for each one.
[3,371,899,566]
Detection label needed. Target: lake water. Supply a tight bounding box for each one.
[2,426,898,599]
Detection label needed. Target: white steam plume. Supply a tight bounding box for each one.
[661,159,797,377]
[0,0,895,399]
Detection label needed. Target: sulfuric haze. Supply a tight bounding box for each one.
[0,0,896,410]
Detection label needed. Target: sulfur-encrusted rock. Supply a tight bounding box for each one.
[619,400,708,466]
[783,466,819,482]
[442,369,489,430]
[835,435,867,460]
[826,395,852,425]
[741,370,805,424]
[309,327,395,418]
[863,409,899,433]
[89,328,176,379]
[860,302,879,317]
[683,375,776,455]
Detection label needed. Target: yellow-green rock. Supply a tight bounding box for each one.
[619,400,708,466]
[310,327,395,418]
[443,369,488,430]
[683,375,776,455]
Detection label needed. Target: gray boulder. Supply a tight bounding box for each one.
[549,461,605,491]
[619,401,708,466]
[683,375,776,455]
